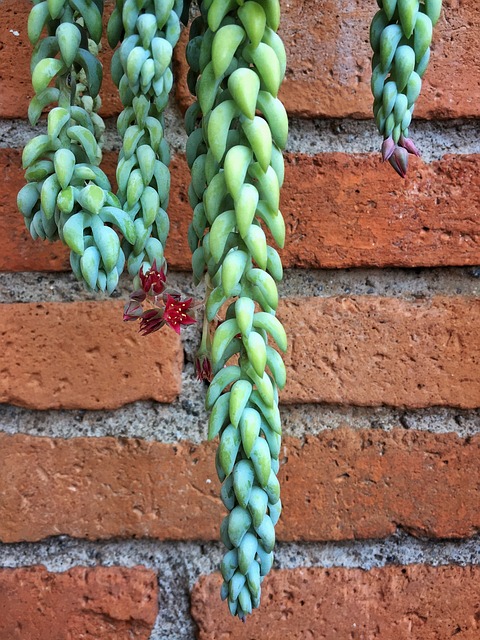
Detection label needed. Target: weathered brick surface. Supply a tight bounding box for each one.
[0,566,158,639]
[174,0,480,118]
[0,301,182,409]
[280,296,480,409]
[3,150,480,272]
[2,1,479,119]
[1,429,479,543]
[192,566,480,639]
[0,0,121,119]
[0,296,477,410]
[280,153,480,268]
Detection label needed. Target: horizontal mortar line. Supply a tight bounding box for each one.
[0,400,479,442]
[0,268,479,305]
[1,533,480,575]
[2,116,480,161]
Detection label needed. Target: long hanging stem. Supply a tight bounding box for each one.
[18,0,132,293]
[108,0,186,284]
[185,0,288,619]
[370,0,442,176]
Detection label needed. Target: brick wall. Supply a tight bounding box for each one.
[0,0,479,638]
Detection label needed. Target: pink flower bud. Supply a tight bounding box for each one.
[399,135,421,157]
[381,136,396,162]
[388,146,409,178]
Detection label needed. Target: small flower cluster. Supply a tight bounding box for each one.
[124,261,197,335]
[382,135,420,178]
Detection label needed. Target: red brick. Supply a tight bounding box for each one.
[1,429,479,543]
[174,0,480,119]
[0,0,121,119]
[0,434,220,543]
[277,428,480,541]
[192,566,480,639]
[280,153,480,268]
[0,301,182,410]
[3,150,480,272]
[280,296,480,409]
[0,566,158,639]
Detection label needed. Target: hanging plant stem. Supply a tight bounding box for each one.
[108,0,187,284]
[370,0,442,176]
[185,0,288,619]
[18,0,132,293]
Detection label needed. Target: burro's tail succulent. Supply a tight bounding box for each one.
[108,0,187,282]
[185,0,288,620]
[18,0,131,293]
[370,0,442,176]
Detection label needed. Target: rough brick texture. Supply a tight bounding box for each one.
[0,297,477,410]
[3,150,480,272]
[279,296,480,409]
[192,566,480,639]
[0,301,182,409]
[174,0,480,118]
[280,153,480,268]
[2,1,479,119]
[0,566,158,639]
[1,429,479,543]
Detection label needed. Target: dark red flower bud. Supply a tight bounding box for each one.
[123,299,143,322]
[195,353,213,382]
[139,309,165,335]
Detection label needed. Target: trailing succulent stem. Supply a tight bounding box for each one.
[185,0,288,620]
[370,0,442,176]
[18,0,129,293]
[108,0,187,282]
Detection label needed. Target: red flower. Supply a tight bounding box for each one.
[163,294,196,334]
[139,309,165,335]
[139,260,167,295]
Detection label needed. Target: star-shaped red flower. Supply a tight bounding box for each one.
[163,295,196,334]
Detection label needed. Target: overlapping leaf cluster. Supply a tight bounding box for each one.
[18,0,130,292]
[370,0,442,176]
[184,0,288,620]
[107,0,187,280]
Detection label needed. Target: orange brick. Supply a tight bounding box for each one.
[280,296,480,409]
[0,566,158,639]
[192,566,480,639]
[280,153,480,268]
[1,429,479,543]
[0,301,182,409]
